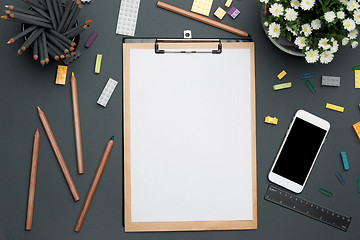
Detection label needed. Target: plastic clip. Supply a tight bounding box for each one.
[300,73,315,79]
[318,188,333,197]
[305,80,316,95]
[334,171,345,185]
[352,64,360,70]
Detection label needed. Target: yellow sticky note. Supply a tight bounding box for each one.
[214,7,226,20]
[277,70,287,80]
[355,70,360,88]
[225,0,232,7]
[95,54,102,74]
[191,0,213,16]
[353,121,360,141]
[326,103,344,112]
[56,65,67,85]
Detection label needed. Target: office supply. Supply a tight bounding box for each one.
[227,7,240,19]
[322,76,340,86]
[264,116,278,125]
[38,36,45,66]
[7,25,38,44]
[97,78,118,107]
[65,3,84,32]
[95,54,102,74]
[225,0,233,7]
[74,136,114,232]
[157,1,249,37]
[305,79,316,95]
[123,38,256,231]
[47,46,60,61]
[352,121,360,141]
[5,5,41,16]
[57,0,74,32]
[41,32,49,64]
[70,73,84,174]
[277,70,287,79]
[353,64,360,88]
[37,106,80,202]
[52,0,61,24]
[265,185,351,231]
[300,72,315,79]
[48,29,76,47]
[335,171,345,185]
[56,65,68,85]
[85,31,98,48]
[191,0,213,16]
[184,30,192,38]
[326,103,344,112]
[318,188,333,197]
[45,0,57,29]
[18,28,45,55]
[115,0,141,36]
[340,152,349,170]
[33,39,39,60]
[273,82,291,90]
[214,7,226,20]
[25,128,40,231]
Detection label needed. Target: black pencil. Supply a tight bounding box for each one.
[9,13,53,28]
[6,10,51,23]
[66,25,88,39]
[56,1,74,32]
[62,1,79,33]
[63,20,91,36]
[47,45,60,61]
[24,0,47,11]
[38,0,47,8]
[47,41,65,59]
[52,0,61,24]
[38,36,45,66]
[58,0,64,17]
[65,3,83,32]
[45,32,70,54]
[7,25,37,44]
[5,5,41,17]
[18,28,45,55]
[46,0,58,29]
[30,5,51,20]
[33,38,39,60]
[41,32,49,64]
[48,29,76,46]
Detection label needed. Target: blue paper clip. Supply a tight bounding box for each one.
[334,171,345,185]
[318,188,333,197]
[305,80,316,95]
[300,73,316,79]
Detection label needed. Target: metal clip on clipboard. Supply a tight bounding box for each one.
[155,39,222,54]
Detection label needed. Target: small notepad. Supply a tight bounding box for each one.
[191,0,213,16]
[116,0,141,36]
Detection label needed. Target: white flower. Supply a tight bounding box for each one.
[330,39,339,53]
[337,11,345,19]
[295,37,306,49]
[305,49,319,63]
[301,24,312,37]
[349,29,359,39]
[269,3,284,17]
[318,38,331,50]
[311,19,321,30]
[320,51,334,64]
[352,40,359,48]
[291,0,300,9]
[284,8,298,21]
[340,0,349,5]
[286,26,298,36]
[354,9,360,24]
[347,0,359,11]
[268,22,281,38]
[343,18,356,31]
[260,0,269,3]
[324,11,336,22]
[264,21,269,27]
[300,0,315,10]
[342,37,350,45]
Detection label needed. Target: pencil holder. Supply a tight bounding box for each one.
[2,1,91,66]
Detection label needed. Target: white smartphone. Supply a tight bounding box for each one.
[268,109,330,193]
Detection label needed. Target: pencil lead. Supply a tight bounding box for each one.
[5,10,10,14]
[37,106,41,111]
[7,38,14,44]
[110,136,114,141]
[36,128,39,132]
[72,72,74,76]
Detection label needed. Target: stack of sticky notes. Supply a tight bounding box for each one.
[191,0,213,16]
[214,7,227,19]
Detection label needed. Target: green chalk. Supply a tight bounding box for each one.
[95,54,102,74]
[273,82,292,91]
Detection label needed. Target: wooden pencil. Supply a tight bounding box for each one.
[47,45,60,61]
[57,1,74,32]
[70,73,84,174]
[30,5,51,20]
[9,13,53,28]
[156,1,249,37]
[6,10,51,23]
[48,29,76,46]
[52,0,61,24]
[24,0,47,11]
[37,106,80,202]
[38,35,45,66]
[45,32,70,54]
[45,0,58,29]
[58,0,64,18]
[66,25,88,39]
[47,41,65,59]
[5,5,41,16]
[62,2,79,33]
[18,28,45,55]
[65,3,83,32]
[25,128,40,231]
[33,38,38,60]
[63,20,91,36]
[41,32,49,64]
[74,136,114,232]
[7,25,37,44]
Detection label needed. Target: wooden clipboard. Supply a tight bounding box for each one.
[123,38,256,232]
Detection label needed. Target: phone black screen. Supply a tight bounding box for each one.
[273,118,327,185]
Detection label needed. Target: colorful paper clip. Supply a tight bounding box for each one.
[318,188,333,197]
[305,80,316,95]
[300,73,315,79]
[352,64,360,70]
[334,171,345,185]
[358,177,360,193]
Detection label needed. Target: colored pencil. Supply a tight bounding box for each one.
[65,3,83,32]
[52,0,60,24]
[5,5,41,16]
[38,36,45,66]
[46,0,58,29]
[37,106,80,202]
[48,29,76,46]
[9,13,53,28]
[6,10,51,23]
[30,5,51,20]
[62,2,79,32]
[25,128,40,231]
[156,1,249,37]
[66,25,88,39]
[24,0,47,11]
[41,32,49,64]
[63,20,91,36]
[7,25,37,44]
[33,38,38,60]
[70,73,84,174]
[18,28,45,55]
[74,136,114,232]
[57,0,74,32]
[47,41,65,59]
[58,0,64,17]
[47,32,75,51]
[38,0,47,8]
[45,32,70,54]
[47,45,60,61]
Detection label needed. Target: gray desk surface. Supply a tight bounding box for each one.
[1,0,360,239]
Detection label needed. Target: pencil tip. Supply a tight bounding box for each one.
[36,128,39,132]
[37,106,40,111]
[72,72,74,76]
[110,136,114,141]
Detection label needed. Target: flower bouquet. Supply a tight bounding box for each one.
[259,0,360,64]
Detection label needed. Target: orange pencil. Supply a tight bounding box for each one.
[25,128,40,230]
[74,137,114,232]
[70,73,84,174]
[37,106,80,201]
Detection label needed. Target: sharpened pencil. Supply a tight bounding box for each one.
[46,0,57,29]
[9,13,53,28]
[5,10,51,23]
[5,5,41,16]
[33,38,38,60]
[74,136,114,232]
[65,3,83,32]
[62,1,79,32]
[41,32,49,64]
[66,25,88,39]
[30,5,51,20]
[18,28,45,55]
[7,25,37,44]
[24,0,47,11]
[45,32,70,54]
[47,45,60,61]
[38,36,45,66]
[57,0,74,32]
[48,29,76,46]
[63,20,91,36]
[25,128,40,231]
[47,41,65,59]
[37,106,80,202]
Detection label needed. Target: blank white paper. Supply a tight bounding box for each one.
[129,48,253,222]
